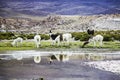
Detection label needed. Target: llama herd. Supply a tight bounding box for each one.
[49,30,72,46]
[11,35,41,48]
[11,29,104,48]
[82,29,104,48]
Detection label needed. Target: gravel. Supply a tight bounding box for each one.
[84,60,120,74]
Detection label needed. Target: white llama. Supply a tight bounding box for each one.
[62,33,72,45]
[89,35,103,47]
[34,35,41,48]
[11,37,23,47]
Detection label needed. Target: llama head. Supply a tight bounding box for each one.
[87,29,94,35]
[49,30,52,36]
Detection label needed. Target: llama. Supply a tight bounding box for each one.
[11,37,23,47]
[50,33,61,46]
[82,35,103,48]
[49,30,72,45]
[81,28,94,48]
[34,34,41,48]
[89,34,103,47]
[62,33,72,45]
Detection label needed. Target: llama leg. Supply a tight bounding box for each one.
[55,36,60,46]
[11,41,15,46]
[93,41,96,47]
[38,41,40,47]
[16,42,18,47]
[37,43,39,48]
[100,40,103,47]
[63,37,68,45]
[53,40,56,45]
[37,41,40,47]
[68,39,71,45]
[57,40,60,46]
[64,40,66,45]
[39,41,41,46]
[35,42,39,48]
[20,41,22,47]
[36,43,39,48]
[67,40,70,45]
[39,38,41,46]
[51,40,54,45]
[62,38,65,45]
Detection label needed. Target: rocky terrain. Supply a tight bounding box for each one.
[84,60,120,74]
[0,14,120,34]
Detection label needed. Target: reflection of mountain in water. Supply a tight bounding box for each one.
[0,0,120,17]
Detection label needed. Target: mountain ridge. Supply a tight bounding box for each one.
[0,0,120,17]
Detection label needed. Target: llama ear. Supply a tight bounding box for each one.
[87,29,89,31]
[50,30,52,33]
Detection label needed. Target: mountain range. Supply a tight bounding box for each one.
[0,0,120,17]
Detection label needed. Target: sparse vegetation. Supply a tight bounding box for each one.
[0,32,50,40]
[0,30,120,41]
[0,32,15,40]
[72,30,120,41]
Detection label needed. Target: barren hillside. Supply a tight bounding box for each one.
[0,14,120,34]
